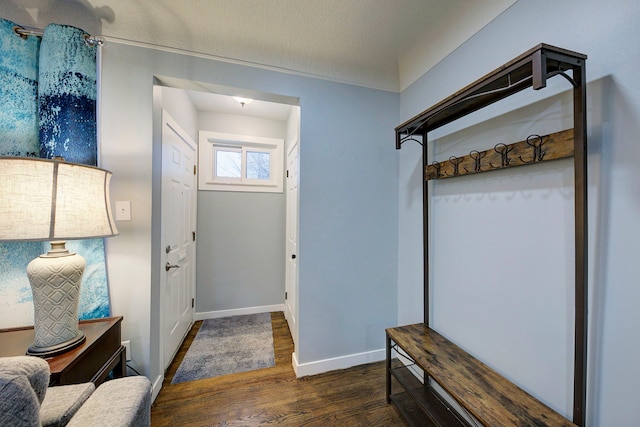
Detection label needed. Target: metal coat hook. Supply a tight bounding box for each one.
[465,150,486,173]
[490,143,513,169]
[519,134,546,164]
[431,161,442,179]
[447,156,463,176]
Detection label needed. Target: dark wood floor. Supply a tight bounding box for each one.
[151,312,405,426]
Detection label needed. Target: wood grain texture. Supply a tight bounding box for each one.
[0,316,123,386]
[387,324,577,427]
[425,129,574,180]
[152,312,404,426]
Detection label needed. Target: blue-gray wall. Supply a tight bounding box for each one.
[94,40,399,388]
[196,192,286,311]
[297,83,399,362]
[398,0,640,425]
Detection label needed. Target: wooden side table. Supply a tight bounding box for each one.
[0,316,126,386]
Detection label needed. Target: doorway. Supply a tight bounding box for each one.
[153,80,300,380]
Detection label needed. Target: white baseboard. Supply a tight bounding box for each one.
[292,348,385,378]
[195,304,284,320]
[151,375,163,403]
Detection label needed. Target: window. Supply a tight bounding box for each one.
[246,151,270,180]
[199,131,284,193]
[215,148,241,178]
[212,146,271,182]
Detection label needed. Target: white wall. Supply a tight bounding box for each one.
[397,0,640,425]
[161,87,199,142]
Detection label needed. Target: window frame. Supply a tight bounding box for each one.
[199,131,284,193]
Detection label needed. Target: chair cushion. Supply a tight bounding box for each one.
[0,356,50,404]
[66,377,152,427]
[0,372,41,427]
[40,382,95,427]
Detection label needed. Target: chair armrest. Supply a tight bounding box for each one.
[0,356,50,404]
[40,382,95,427]
[0,373,41,427]
[66,376,152,427]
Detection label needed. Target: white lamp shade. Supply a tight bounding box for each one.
[0,157,118,241]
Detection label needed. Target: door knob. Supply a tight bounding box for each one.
[165,262,180,272]
[291,254,296,259]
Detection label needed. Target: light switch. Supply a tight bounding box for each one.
[115,201,131,221]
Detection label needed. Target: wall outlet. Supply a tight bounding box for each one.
[122,340,132,362]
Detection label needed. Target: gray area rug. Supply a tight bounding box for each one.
[171,312,275,384]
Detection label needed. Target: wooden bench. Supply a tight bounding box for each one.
[386,324,577,427]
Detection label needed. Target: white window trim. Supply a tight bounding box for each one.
[199,131,284,193]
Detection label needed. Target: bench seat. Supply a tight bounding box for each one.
[386,324,577,427]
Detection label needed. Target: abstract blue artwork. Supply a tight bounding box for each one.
[0,19,110,328]
[0,18,40,157]
[38,24,97,165]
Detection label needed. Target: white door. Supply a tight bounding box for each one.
[161,110,196,369]
[285,140,299,346]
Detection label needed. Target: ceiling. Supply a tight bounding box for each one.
[187,91,295,121]
[1,0,516,116]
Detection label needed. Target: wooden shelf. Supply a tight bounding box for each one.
[388,392,432,427]
[389,359,469,427]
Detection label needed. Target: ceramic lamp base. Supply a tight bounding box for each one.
[26,242,86,357]
[27,331,85,357]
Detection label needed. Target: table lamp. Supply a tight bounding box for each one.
[0,157,118,357]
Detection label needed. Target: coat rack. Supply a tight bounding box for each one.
[426,128,574,180]
[391,44,588,426]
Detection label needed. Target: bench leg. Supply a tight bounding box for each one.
[385,333,391,404]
